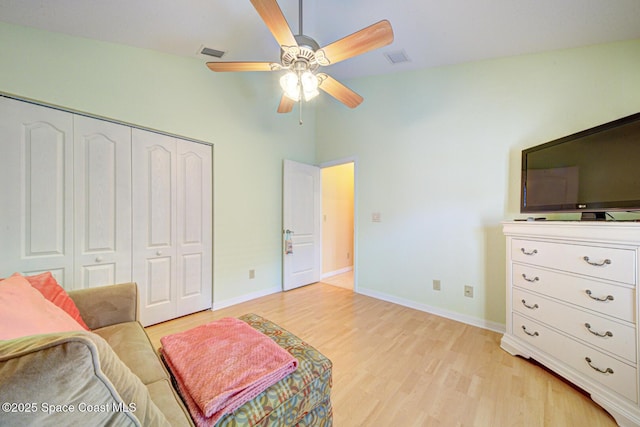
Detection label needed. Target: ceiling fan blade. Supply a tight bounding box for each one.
[318,74,363,109]
[206,62,280,72]
[316,20,394,66]
[277,94,295,113]
[250,0,298,48]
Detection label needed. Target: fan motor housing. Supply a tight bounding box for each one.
[281,34,322,71]
[294,34,320,51]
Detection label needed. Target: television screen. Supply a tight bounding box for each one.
[521,113,640,215]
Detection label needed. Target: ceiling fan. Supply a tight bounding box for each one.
[206,0,394,114]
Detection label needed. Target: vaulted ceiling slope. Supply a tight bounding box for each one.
[1,0,640,80]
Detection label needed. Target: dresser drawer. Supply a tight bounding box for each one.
[513,313,637,402]
[512,264,635,322]
[513,288,636,363]
[512,239,636,284]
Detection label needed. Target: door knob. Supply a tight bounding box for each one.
[95,256,103,263]
[156,250,162,256]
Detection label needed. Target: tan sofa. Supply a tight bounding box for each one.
[0,282,193,426]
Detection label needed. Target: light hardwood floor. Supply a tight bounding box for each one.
[146,283,617,426]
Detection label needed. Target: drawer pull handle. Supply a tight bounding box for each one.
[583,256,611,267]
[584,323,613,338]
[521,299,539,310]
[585,290,614,302]
[585,357,614,375]
[522,274,539,283]
[520,248,538,256]
[521,325,539,337]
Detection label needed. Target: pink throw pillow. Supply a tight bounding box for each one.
[0,275,86,340]
[17,272,90,330]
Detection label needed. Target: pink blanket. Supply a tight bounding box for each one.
[160,317,298,426]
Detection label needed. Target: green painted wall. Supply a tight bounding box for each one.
[316,39,640,328]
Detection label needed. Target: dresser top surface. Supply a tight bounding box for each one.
[503,220,640,245]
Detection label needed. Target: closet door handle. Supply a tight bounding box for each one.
[95,256,103,263]
[156,250,162,256]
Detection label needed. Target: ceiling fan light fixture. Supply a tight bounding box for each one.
[280,69,320,102]
[280,72,301,101]
[301,71,319,101]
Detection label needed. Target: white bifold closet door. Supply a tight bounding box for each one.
[132,128,212,326]
[0,98,74,284]
[1,96,212,326]
[73,116,132,288]
[0,100,132,289]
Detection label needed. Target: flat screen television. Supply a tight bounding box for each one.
[521,112,640,220]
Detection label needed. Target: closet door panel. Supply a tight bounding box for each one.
[147,256,173,305]
[0,97,74,286]
[176,140,212,316]
[25,125,66,255]
[74,115,132,288]
[132,128,177,326]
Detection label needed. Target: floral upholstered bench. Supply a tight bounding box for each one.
[163,313,333,426]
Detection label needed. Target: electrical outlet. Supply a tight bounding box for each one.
[433,279,441,291]
[249,269,255,279]
[464,285,474,298]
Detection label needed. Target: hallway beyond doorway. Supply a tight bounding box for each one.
[320,270,353,290]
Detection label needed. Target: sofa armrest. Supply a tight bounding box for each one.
[0,331,169,426]
[68,282,139,330]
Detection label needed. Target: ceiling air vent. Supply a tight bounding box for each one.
[200,47,225,58]
[384,50,410,65]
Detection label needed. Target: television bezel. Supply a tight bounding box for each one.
[520,112,640,216]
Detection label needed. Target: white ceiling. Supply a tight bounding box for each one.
[1,0,640,81]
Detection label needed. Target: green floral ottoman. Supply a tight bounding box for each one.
[168,313,333,427]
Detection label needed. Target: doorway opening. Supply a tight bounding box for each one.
[320,161,355,291]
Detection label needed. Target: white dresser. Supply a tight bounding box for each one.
[502,221,640,426]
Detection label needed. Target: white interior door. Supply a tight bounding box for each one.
[0,97,74,286]
[73,115,132,288]
[283,159,321,291]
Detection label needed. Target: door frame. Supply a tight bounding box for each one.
[319,156,358,292]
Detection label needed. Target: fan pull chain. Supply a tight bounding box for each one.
[299,99,303,125]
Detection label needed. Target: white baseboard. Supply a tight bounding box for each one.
[212,286,281,311]
[321,266,353,279]
[357,287,506,334]
[210,284,506,334]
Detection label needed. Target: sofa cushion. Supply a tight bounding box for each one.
[0,275,85,340]
[19,271,90,330]
[0,331,170,426]
[147,378,195,427]
[94,321,168,385]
